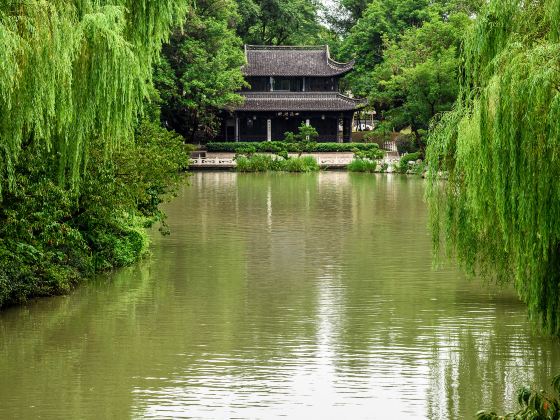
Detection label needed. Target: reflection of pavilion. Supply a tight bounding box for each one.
[220,45,366,142]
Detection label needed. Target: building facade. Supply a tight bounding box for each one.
[219,45,365,143]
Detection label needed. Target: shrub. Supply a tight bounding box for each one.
[282,156,319,172]
[235,154,275,172]
[283,124,318,156]
[353,148,384,160]
[313,143,381,153]
[86,216,150,269]
[234,156,251,171]
[284,123,319,143]
[276,150,289,160]
[363,131,391,148]
[234,155,319,172]
[264,142,286,153]
[348,146,384,172]
[395,133,419,154]
[397,152,422,174]
[347,159,378,172]
[234,144,256,156]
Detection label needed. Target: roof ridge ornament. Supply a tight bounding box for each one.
[245,45,328,51]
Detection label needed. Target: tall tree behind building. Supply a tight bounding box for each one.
[234,0,323,45]
[154,0,247,141]
[338,0,479,140]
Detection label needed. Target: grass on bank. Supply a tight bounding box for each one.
[235,155,319,172]
[347,159,378,172]
[347,148,386,172]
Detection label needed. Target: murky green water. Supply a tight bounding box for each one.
[1,172,559,419]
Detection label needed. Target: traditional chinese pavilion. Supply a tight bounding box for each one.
[219,45,365,142]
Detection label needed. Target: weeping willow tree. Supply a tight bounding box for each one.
[0,0,189,196]
[427,0,560,334]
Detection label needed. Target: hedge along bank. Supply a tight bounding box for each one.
[206,142,382,153]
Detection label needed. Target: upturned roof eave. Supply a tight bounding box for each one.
[242,44,355,77]
[227,92,367,112]
[242,70,354,77]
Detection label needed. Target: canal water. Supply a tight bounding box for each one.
[1,172,558,419]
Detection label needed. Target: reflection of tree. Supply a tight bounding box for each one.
[424,305,559,418]
[336,174,560,418]
[0,263,159,419]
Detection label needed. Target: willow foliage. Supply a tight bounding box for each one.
[0,0,189,196]
[427,0,560,334]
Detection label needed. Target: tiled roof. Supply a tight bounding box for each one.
[231,92,367,112]
[243,45,355,77]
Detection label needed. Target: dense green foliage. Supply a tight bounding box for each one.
[341,0,435,70]
[367,15,468,131]
[283,123,319,155]
[477,374,560,419]
[427,0,560,334]
[207,142,382,153]
[336,0,370,31]
[347,159,378,172]
[0,0,188,195]
[0,120,190,307]
[235,155,319,172]
[337,0,479,138]
[284,123,319,143]
[234,0,323,45]
[353,147,385,161]
[0,1,191,306]
[395,132,423,154]
[155,0,247,141]
[397,151,422,174]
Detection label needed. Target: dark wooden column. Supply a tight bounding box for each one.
[337,114,343,143]
[343,114,353,143]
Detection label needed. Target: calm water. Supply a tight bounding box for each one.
[1,172,559,419]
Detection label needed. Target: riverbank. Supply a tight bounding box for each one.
[189,151,426,176]
[189,151,402,171]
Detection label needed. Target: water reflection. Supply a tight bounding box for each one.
[0,172,558,419]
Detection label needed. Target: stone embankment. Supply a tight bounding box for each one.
[189,151,400,170]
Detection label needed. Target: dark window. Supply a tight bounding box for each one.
[243,77,269,91]
[273,78,291,91]
[272,77,303,92]
[307,77,336,91]
[291,78,303,91]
